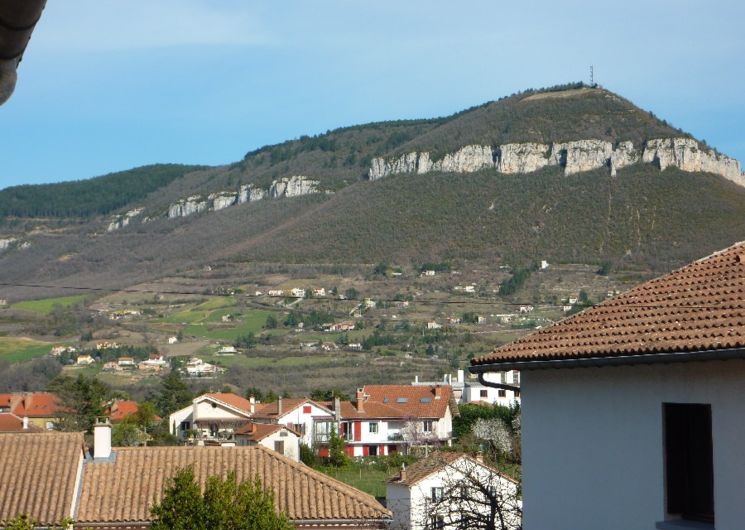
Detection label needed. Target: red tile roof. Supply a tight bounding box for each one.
[234,422,298,442]
[10,392,64,418]
[472,241,745,367]
[388,451,518,487]
[325,385,457,420]
[253,398,331,418]
[0,413,42,432]
[76,446,390,525]
[0,432,85,526]
[107,400,160,423]
[204,393,253,414]
[0,394,11,410]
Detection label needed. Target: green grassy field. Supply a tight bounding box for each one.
[0,337,53,362]
[316,464,396,498]
[12,294,88,315]
[183,309,276,341]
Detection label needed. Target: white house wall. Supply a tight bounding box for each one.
[168,405,194,437]
[259,430,300,462]
[276,403,333,447]
[521,359,745,530]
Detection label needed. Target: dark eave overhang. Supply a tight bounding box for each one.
[470,346,745,373]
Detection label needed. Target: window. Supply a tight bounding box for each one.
[431,487,443,501]
[293,423,306,435]
[344,422,354,441]
[514,390,520,398]
[429,515,445,529]
[480,389,488,398]
[368,445,378,456]
[663,403,714,523]
[274,440,285,455]
[369,422,379,434]
[498,389,506,398]
[303,405,312,414]
[423,420,433,433]
[180,421,191,432]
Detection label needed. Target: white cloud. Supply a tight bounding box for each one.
[33,0,273,52]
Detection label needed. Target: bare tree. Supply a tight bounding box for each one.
[419,456,521,530]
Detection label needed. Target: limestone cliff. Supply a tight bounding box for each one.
[368,137,743,184]
[164,176,319,220]
[107,207,144,232]
[269,176,320,199]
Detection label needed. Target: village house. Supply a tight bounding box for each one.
[267,289,284,297]
[117,356,136,368]
[183,356,224,377]
[0,428,391,528]
[251,397,336,448]
[471,242,745,530]
[138,353,169,371]
[387,451,521,530]
[0,413,42,432]
[313,287,326,297]
[76,354,95,365]
[326,320,356,332]
[106,399,160,423]
[167,336,178,344]
[426,321,442,330]
[413,371,520,407]
[95,341,120,350]
[290,287,306,298]
[217,345,237,355]
[318,385,458,458]
[0,392,64,430]
[348,342,363,351]
[101,361,119,372]
[169,392,254,443]
[234,422,301,461]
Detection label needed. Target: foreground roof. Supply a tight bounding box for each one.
[0,432,84,526]
[76,445,391,525]
[388,451,517,487]
[472,241,745,368]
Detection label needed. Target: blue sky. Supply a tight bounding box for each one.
[1,0,743,188]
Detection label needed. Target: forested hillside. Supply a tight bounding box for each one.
[0,164,203,219]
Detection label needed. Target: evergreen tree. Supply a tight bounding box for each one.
[155,371,193,416]
[150,467,293,530]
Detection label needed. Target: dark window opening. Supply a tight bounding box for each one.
[663,403,714,523]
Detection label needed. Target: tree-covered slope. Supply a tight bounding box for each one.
[0,164,204,219]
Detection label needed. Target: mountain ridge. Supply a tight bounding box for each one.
[1,83,745,297]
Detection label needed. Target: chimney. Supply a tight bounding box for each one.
[475,451,484,463]
[434,385,442,399]
[277,397,283,417]
[22,416,28,430]
[94,418,112,459]
[334,396,341,421]
[399,463,407,481]
[414,375,419,383]
[457,369,464,383]
[249,396,255,415]
[355,388,365,413]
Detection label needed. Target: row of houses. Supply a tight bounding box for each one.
[169,384,460,459]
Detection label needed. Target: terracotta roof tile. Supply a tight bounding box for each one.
[76,445,390,524]
[0,413,42,432]
[388,451,518,487]
[10,392,64,418]
[473,241,745,366]
[204,393,253,413]
[358,385,454,419]
[0,432,84,526]
[234,422,298,442]
[252,398,331,418]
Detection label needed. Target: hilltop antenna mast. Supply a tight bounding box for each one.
[590,65,594,86]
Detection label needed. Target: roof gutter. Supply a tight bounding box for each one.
[476,373,520,392]
[0,0,47,105]
[470,346,745,373]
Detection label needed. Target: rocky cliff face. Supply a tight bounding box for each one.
[164,176,319,220]
[369,137,743,185]
[269,176,320,199]
[107,208,144,232]
[642,138,743,185]
[0,237,29,253]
